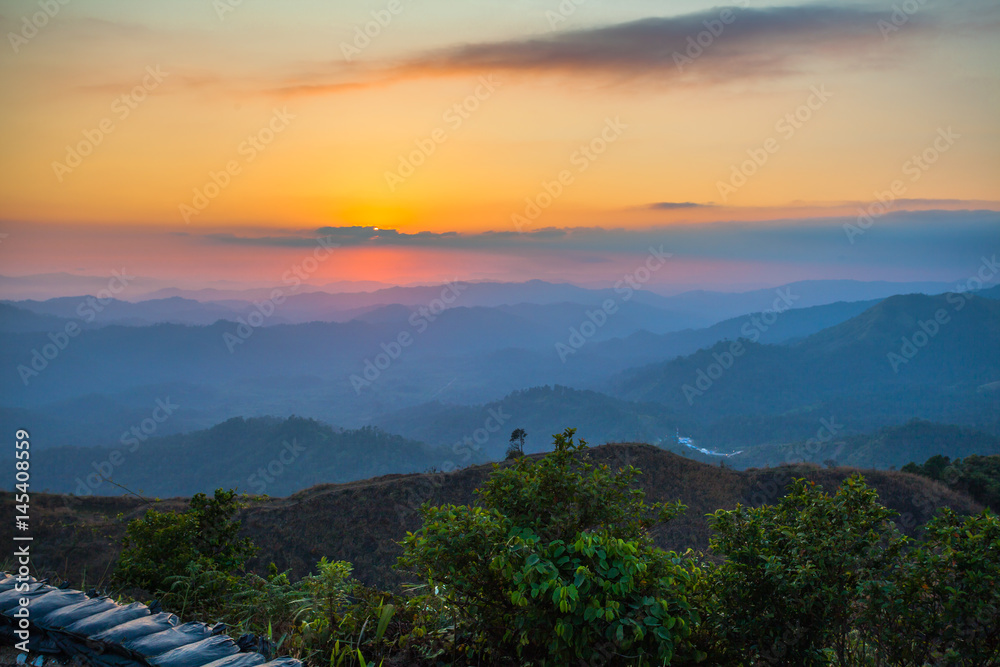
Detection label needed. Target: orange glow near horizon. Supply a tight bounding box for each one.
[2,33,997,234]
[0,1,997,290]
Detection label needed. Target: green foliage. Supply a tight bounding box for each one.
[399,428,700,665]
[288,560,410,667]
[478,428,684,544]
[702,475,906,666]
[902,453,952,480]
[501,529,699,666]
[144,556,407,667]
[296,557,354,625]
[862,509,1000,666]
[904,453,1000,510]
[106,442,1000,665]
[114,488,257,593]
[160,561,238,620]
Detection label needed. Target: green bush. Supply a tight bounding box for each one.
[904,454,1000,511]
[147,556,406,667]
[399,428,701,666]
[702,475,905,666]
[114,488,257,594]
[863,508,1000,666]
[107,449,1000,665]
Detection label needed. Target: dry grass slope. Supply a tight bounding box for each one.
[1,443,981,590]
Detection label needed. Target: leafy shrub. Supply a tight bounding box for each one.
[702,475,905,666]
[149,557,406,667]
[107,450,1000,665]
[399,428,701,666]
[114,488,257,594]
[904,454,1000,511]
[863,508,1000,666]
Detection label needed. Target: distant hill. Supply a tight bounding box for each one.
[23,398,1000,499]
[613,292,1000,418]
[4,289,995,458]
[842,420,1000,468]
[6,278,955,331]
[5,296,243,327]
[0,303,77,333]
[0,391,209,450]
[374,385,689,458]
[677,297,881,346]
[2,294,852,424]
[569,298,881,374]
[4,443,982,591]
[27,416,450,497]
[979,284,1000,300]
[652,279,951,321]
[717,419,1000,470]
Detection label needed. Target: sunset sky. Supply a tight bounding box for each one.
[0,0,997,291]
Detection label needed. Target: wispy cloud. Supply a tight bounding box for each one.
[264,2,1000,97]
[397,6,890,79]
[647,202,714,210]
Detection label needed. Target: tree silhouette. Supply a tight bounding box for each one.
[506,428,527,459]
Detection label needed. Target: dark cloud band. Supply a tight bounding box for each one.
[198,211,999,273]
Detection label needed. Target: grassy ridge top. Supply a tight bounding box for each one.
[3,442,981,589]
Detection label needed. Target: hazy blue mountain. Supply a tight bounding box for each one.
[614,293,1000,408]
[649,279,951,322]
[372,385,688,460]
[605,293,1000,449]
[6,296,243,327]
[26,416,448,498]
[4,287,995,462]
[0,273,164,301]
[714,420,1000,471]
[4,277,961,329]
[564,298,882,374]
[0,388,218,450]
[0,303,77,333]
